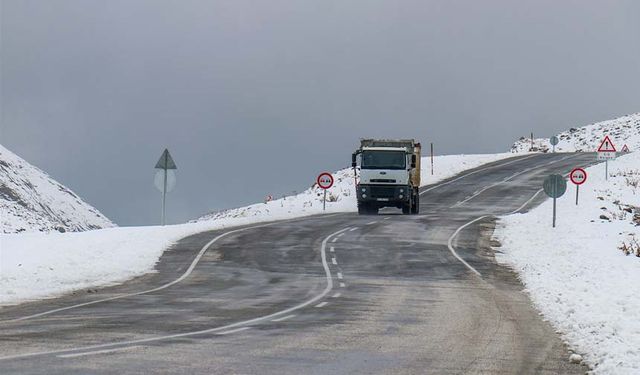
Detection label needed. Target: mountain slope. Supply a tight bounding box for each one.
[0,144,114,234]
[511,113,640,153]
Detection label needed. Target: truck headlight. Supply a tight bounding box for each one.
[362,194,367,198]
[399,188,404,193]
[361,188,366,192]
[399,194,403,199]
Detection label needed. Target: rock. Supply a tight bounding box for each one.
[569,353,583,364]
[599,215,610,221]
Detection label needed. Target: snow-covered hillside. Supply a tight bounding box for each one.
[511,113,640,153]
[0,144,114,234]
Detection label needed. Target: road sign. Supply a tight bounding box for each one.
[543,174,566,228]
[569,168,587,185]
[317,172,334,211]
[570,168,587,206]
[317,172,334,189]
[622,144,630,153]
[596,136,616,180]
[543,174,567,198]
[155,149,177,226]
[550,136,559,153]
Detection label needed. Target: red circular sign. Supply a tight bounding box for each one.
[317,172,334,189]
[569,168,587,185]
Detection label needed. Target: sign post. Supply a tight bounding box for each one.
[316,172,334,211]
[569,168,587,205]
[430,143,434,175]
[597,136,617,181]
[550,136,559,153]
[154,149,177,226]
[543,174,567,228]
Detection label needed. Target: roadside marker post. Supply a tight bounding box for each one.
[154,149,177,226]
[543,174,567,228]
[597,136,617,181]
[317,172,334,211]
[622,144,630,153]
[550,136,559,153]
[569,168,587,205]
[430,143,434,175]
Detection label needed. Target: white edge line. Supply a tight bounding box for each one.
[216,327,251,335]
[57,346,143,359]
[271,314,296,322]
[0,226,351,361]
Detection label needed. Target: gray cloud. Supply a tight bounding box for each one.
[2,0,639,225]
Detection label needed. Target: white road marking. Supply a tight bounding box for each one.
[383,217,391,220]
[271,314,296,322]
[315,302,328,308]
[0,226,351,362]
[337,272,343,279]
[332,293,341,298]
[331,238,338,243]
[349,227,358,231]
[340,283,346,288]
[216,327,251,335]
[331,257,337,265]
[57,346,143,359]
[336,233,345,238]
[330,246,335,252]
[366,221,378,225]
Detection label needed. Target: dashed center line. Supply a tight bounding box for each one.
[340,282,346,288]
[331,238,338,243]
[332,293,341,298]
[271,314,296,322]
[366,221,378,225]
[349,227,358,232]
[330,247,335,252]
[315,302,328,308]
[331,257,337,265]
[337,272,343,279]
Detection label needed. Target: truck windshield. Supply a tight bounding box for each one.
[361,151,406,170]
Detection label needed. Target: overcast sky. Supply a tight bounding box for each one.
[2,0,639,226]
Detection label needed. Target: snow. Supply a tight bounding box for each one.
[511,112,640,153]
[494,151,640,374]
[0,152,516,306]
[0,144,114,234]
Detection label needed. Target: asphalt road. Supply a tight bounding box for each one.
[0,153,596,374]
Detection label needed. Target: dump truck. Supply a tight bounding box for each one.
[352,139,421,215]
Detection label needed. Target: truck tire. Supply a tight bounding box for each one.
[402,202,411,214]
[411,193,420,214]
[357,202,367,215]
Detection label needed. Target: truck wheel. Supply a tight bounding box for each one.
[402,203,411,215]
[358,202,367,215]
[411,194,420,214]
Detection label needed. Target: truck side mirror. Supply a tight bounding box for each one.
[352,153,357,168]
[411,155,416,168]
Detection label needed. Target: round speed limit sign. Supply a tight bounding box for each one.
[569,168,587,185]
[317,172,334,189]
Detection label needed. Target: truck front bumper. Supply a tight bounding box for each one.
[357,184,411,203]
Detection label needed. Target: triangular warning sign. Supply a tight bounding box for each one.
[155,149,177,170]
[597,136,617,152]
[622,144,630,153]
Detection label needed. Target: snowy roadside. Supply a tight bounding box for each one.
[494,152,640,374]
[0,152,518,306]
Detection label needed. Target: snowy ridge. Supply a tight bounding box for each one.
[511,113,640,153]
[0,144,114,234]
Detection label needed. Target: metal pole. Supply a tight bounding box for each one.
[605,160,608,181]
[552,182,556,228]
[162,167,167,226]
[430,143,434,175]
[576,185,579,205]
[323,189,327,211]
[531,132,534,151]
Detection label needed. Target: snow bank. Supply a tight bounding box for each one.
[494,151,640,374]
[0,153,516,306]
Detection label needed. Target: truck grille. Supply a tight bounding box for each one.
[370,179,396,183]
[369,186,396,198]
